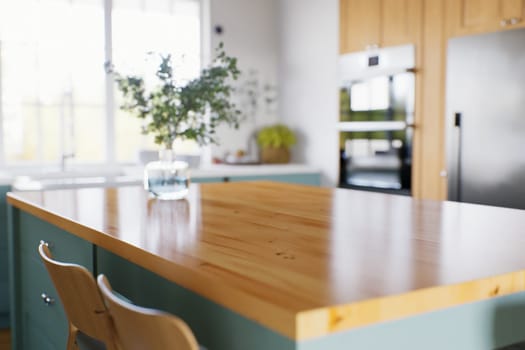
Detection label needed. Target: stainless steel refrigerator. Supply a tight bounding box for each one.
[446,28,525,210]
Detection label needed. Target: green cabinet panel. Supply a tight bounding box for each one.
[229,173,321,186]
[0,185,10,328]
[192,177,225,183]
[18,213,93,262]
[9,210,94,350]
[194,173,321,186]
[21,312,57,350]
[20,256,66,349]
[96,248,295,350]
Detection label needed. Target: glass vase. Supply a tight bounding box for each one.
[144,148,190,200]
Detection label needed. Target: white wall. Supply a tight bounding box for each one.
[278,0,339,186]
[209,0,280,160]
[207,0,339,186]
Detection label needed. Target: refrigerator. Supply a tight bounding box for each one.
[446,28,525,210]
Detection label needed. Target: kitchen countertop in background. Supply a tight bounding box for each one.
[0,172,12,186]
[192,163,320,177]
[7,163,321,191]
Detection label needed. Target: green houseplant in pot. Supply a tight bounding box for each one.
[109,44,242,199]
[257,124,296,164]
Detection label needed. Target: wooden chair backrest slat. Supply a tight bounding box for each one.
[97,274,199,350]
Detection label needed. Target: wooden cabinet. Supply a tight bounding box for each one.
[501,0,525,22]
[382,0,421,47]
[447,0,525,37]
[339,0,421,54]
[340,0,381,53]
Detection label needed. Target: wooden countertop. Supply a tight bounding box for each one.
[7,182,525,340]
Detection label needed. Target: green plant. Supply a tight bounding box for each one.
[257,124,296,149]
[109,43,242,149]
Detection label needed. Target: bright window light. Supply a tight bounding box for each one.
[0,0,201,166]
[113,0,201,162]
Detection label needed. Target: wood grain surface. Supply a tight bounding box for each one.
[0,329,10,350]
[7,182,525,340]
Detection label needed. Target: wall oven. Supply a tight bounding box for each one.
[338,45,415,195]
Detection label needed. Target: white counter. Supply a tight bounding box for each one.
[193,163,319,178]
[121,163,319,179]
[0,172,13,186]
[10,164,320,191]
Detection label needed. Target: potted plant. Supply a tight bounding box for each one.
[257,124,296,164]
[109,44,242,199]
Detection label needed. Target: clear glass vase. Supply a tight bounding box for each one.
[144,148,190,200]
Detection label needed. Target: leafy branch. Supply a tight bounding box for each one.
[108,43,242,149]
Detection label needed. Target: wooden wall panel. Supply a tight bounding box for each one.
[339,0,381,53]
[382,0,421,47]
[500,0,524,20]
[412,0,447,199]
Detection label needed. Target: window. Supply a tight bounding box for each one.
[0,0,201,167]
[112,0,201,162]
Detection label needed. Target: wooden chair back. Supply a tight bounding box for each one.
[38,243,119,350]
[97,274,199,350]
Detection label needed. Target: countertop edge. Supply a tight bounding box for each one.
[297,271,525,340]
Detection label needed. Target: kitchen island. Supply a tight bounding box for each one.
[7,182,525,349]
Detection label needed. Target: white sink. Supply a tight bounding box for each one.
[12,168,142,191]
[24,166,126,179]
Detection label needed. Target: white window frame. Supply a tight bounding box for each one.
[104,0,116,166]
[0,0,207,170]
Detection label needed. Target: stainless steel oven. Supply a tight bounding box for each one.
[338,45,415,195]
